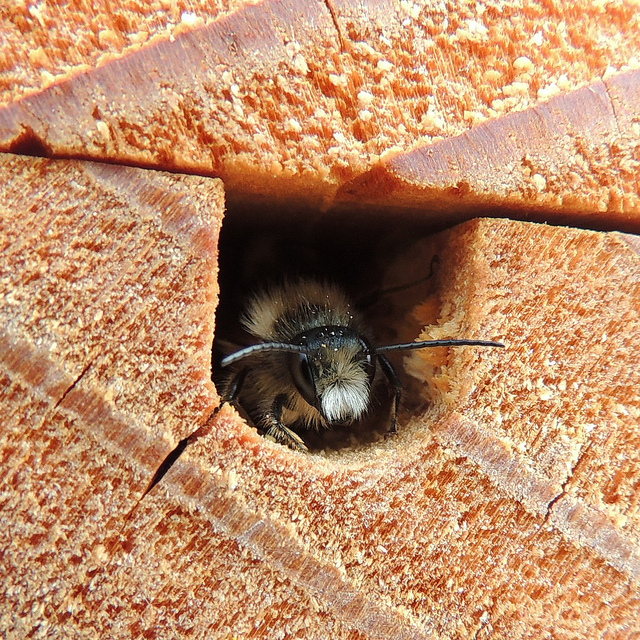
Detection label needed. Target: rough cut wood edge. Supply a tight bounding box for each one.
[337,69,640,231]
[1,0,639,224]
[3,212,635,638]
[0,153,222,636]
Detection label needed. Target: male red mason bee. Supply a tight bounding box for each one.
[220,279,504,452]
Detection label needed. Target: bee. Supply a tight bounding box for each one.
[219,279,504,452]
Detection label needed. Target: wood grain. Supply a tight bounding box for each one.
[1,0,639,637]
[337,70,640,229]
[4,201,638,637]
[1,0,639,223]
[0,153,222,635]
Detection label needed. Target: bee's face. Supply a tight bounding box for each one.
[289,326,376,424]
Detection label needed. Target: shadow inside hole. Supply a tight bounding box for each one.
[213,200,442,452]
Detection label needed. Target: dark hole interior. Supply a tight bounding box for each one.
[213,200,444,453]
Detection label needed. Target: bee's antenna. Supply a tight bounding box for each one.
[374,339,505,354]
[221,343,311,367]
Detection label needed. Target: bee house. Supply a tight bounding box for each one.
[1,2,639,638]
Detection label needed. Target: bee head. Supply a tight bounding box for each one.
[289,326,375,425]
[220,319,504,435]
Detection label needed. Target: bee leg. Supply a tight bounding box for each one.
[264,394,309,452]
[223,368,248,404]
[377,354,402,436]
[220,368,260,430]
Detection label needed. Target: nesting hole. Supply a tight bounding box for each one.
[213,200,445,453]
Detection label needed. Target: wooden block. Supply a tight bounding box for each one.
[1,1,639,637]
[3,197,637,636]
[0,153,222,634]
[1,1,639,224]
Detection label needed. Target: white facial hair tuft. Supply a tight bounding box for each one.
[320,379,370,423]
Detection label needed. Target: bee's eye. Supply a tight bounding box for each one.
[290,353,318,408]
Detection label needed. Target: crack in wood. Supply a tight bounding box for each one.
[53,359,95,410]
[143,406,220,496]
[323,0,347,52]
[143,435,191,496]
[543,440,592,526]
